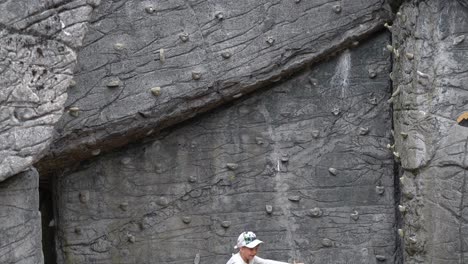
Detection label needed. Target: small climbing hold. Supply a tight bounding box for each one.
[226,163,239,170]
[368,70,377,79]
[389,72,393,81]
[74,227,82,235]
[321,238,333,247]
[453,35,465,45]
[393,151,400,159]
[416,70,429,79]
[398,229,404,237]
[150,86,161,96]
[266,37,275,46]
[288,195,301,202]
[405,52,414,60]
[119,202,128,211]
[386,144,394,150]
[311,130,319,138]
[232,93,243,99]
[295,0,301,3]
[328,167,337,176]
[127,234,136,243]
[159,48,165,63]
[400,132,408,139]
[331,107,340,116]
[351,41,359,47]
[91,149,101,156]
[386,44,394,52]
[114,43,125,51]
[157,197,169,206]
[256,137,264,145]
[359,127,369,135]
[384,22,392,30]
[369,97,377,105]
[69,107,80,117]
[309,207,322,217]
[79,191,89,203]
[215,11,224,20]
[145,6,156,14]
[192,71,201,80]
[106,79,121,88]
[281,154,289,162]
[49,219,55,227]
[398,205,407,213]
[375,186,385,195]
[121,157,131,165]
[221,221,231,228]
[188,175,197,183]
[179,33,189,42]
[68,79,76,88]
[182,216,192,224]
[194,252,200,264]
[332,5,342,13]
[265,204,273,214]
[375,255,386,261]
[408,236,417,244]
[350,210,359,221]
[221,51,231,59]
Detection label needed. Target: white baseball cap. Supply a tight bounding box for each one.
[234,231,264,249]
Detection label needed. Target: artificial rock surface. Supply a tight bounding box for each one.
[54,32,396,264]
[38,0,394,175]
[0,0,100,181]
[0,168,42,264]
[392,1,468,263]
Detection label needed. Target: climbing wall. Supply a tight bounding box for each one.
[54,32,396,264]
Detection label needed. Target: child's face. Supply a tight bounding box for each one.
[240,245,259,262]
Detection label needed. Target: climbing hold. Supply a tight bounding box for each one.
[369,97,377,105]
[375,186,385,195]
[226,163,239,170]
[288,195,301,202]
[265,205,273,214]
[321,238,333,247]
[453,35,465,45]
[416,70,429,79]
[400,132,408,139]
[127,234,136,243]
[159,48,165,63]
[328,167,337,176]
[114,43,125,51]
[91,149,101,156]
[119,202,128,211]
[74,227,82,235]
[69,107,80,117]
[375,255,386,261]
[386,45,394,52]
[405,52,414,60]
[266,37,275,46]
[49,219,55,227]
[106,79,121,88]
[350,210,359,221]
[79,191,89,203]
[182,216,192,224]
[215,11,224,20]
[281,154,289,162]
[256,137,264,145]
[368,70,377,79]
[221,221,231,228]
[145,6,156,14]
[384,22,392,30]
[295,0,301,3]
[359,127,369,135]
[398,205,407,213]
[188,175,197,183]
[398,229,404,237]
[331,107,340,116]
[221,51,231,59]
[192,71,201,80]
[309,207,322,217]
[393,151,400,159]
[194,252,200,264]
[150,86,161,96]
[157,197,169,206]
[311,130,319,138]
[179,33,189,42]
[68,79,76,88]
[408,236,417,244]
[332,5,342,13]
[121,157,131,165]
[232,93,243,99]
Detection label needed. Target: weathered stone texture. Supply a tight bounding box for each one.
[0,168,42,264]
[39,0,394,175]
[392,1,468,263]
[54,32,395,264]
[0,0,99,181]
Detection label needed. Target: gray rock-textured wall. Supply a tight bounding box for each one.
[38,0,393,175]
[392,1,468,263]
[54,32,396,264]
[0,169,42,264]
[0,0,99,181]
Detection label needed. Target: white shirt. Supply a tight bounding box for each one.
[226,252,289,264]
